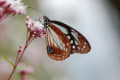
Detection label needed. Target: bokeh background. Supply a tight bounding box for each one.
[0,0,120,80]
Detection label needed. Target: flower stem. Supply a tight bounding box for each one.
[21,75,25,80]
[20,73,26,80]
[8,36,30,80]
[14,52,20,65]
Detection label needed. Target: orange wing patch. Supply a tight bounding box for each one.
[46,23,71,61]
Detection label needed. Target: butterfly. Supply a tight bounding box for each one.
[43,16,91,61]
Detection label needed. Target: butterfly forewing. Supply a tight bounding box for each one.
[50,20,91,54]
[46,23,71,61]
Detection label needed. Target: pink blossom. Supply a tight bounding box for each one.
[17,44,23,54]
[17,64,34,80]
[17,64,34,74]
[26,16,46,39]
[0,0,26,22]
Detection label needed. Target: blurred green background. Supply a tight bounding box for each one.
[0,0,120,80]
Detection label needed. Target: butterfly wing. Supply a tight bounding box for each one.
[50,20,91,54]
[46,23,71,61]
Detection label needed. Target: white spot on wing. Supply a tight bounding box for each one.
[83,45,86,48]
[70,40,73,44]
[72,45,75,48]
[67,35,71,39]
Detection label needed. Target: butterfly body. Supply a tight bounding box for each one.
[43,16,91,61]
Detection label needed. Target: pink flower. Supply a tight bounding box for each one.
[17,64,34,74]
[17,63,34,80]
[0,0,26,22]
[25,16,46,39]
[17,44,23,54]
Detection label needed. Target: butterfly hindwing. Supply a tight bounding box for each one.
[46,23,71,61]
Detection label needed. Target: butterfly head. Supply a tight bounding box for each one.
[43,16,51,29]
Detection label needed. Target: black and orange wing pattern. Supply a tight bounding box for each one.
[44,16,91,61]
[51,21,91,54]
[46,23,71,61]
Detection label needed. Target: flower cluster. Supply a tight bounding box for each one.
[0,0,26,21]
[26,16,46,39]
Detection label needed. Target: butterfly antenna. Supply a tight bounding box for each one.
[27,6,35,10]
[27,6,44,17]
[26,6,45,23]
